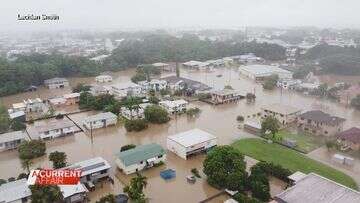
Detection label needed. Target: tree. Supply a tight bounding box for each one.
[262,75,279,90]
[18,140,46,172]
[120,144,136,152]
[351,94,360,110]
[123,173,147,203]
[246,93,256,103]
[72,83,91,93]
[0,179,6,186]
[148,96,160,104]
[11,120,26,131]
[124,119,148,132]
[237,115,244,122]
[0,104,10,133]
[261,116,280,139]
[186,107,201,117]
[144,105,170,124]
[96,194,116,203]
[17,173,28,180]
[29,185,62,203]
[49,151,67,169]
[203,146,247,190]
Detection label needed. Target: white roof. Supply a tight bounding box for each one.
[288,171,307,183]
[239,64,292,76]
[152,62,169,67]
[63,92,80,99]
[224,199,238,203]
[96,75,112,79]
[183,60,209,67]
[111,82,140,90]
[59,182,88,198]
[9,111,25,119]
[0,131,27,143]
[159,99,188,108]
[261,103,302,115]
[12,102,26,109]
[0,178,32,202]
[49,97,67,103]
[65,157,111,177]
[167,128,217,148]
[84,112,117,123]
[299,83,320,89]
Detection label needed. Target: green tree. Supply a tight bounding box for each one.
[72,83,91,93]
[148,96,160,104]
[96,194,116,203]
[18,140,46,173]
[351,94,360,110]
[144,105,169,124]
[49,151,67,169]
[29,185,62,203]
[123,173,147,203]
[0,179,6,186]
[11,120,26,131]
[120,144,136,152]
[0,104,10,133]
[261,116,280,139]
[203,146,247,190]
[262,75,279,90]
[124,119,148,132]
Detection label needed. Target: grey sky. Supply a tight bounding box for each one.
[1,0,359,31]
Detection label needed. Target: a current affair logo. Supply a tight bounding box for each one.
[27,169,82,185]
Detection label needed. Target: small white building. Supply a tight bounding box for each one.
[261,103,302,125]
[35,119,79,140]
[24,98,46,113]
[63,93,80,105]
[59,182,88,203]
[159,99,188,114]
[111,82,143,99]
[167,128,217,159]
[0,178,32,203]
[49,97,67,106]
[115,143,166,175]
[239,64,293,80]
[183,60,211,70]
[44,77,69,89]
[10,102,26,113]
[277,79,302,89]
[0,131,28,152]
[83,112,117,129]
[95,75,113,83]
[152,62,171,71]
[89,85,112,96]
[139,79,168,92]
[120,103,150,120]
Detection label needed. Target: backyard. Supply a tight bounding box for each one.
[232,138,358,190]
[277,129,326,153]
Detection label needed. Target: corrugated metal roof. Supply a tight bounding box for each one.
[116,143,165,167]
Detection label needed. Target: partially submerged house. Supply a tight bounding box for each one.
[0,131,28,152]
[49,97,67,106]
[138,79,168,92]
[182,60,210,70]
[34,119,79,140]
[59,182,89,203]
[210,89,244,104]
[261,103,302,125]
[24,98,46,113]
[95,75,113,83]
[297,110,346,136]
[152,62,171,71]
[274,173,360,203]
[161,76,211,94]
[44,77,69,89]
[111,82,143,99]
[120,103,150,120]
[89,85,111,96]
[239,64,293,80]
[0,178,32,203]
[115,143,166,175]
[63,93,80,105]
[83,112,117,129]
[159,99,188,114]
[336,127,360,151]
[167,128,217,160]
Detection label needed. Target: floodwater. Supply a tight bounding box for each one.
[1,67,360,202]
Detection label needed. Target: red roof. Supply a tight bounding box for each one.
[336,127,360,144]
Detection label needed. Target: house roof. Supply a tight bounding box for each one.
[336,127,360,144]
[299,110,346,125]
[211,89,242,96]
[116,143,165,167]
[161,76,211,91]
[63,92,80,99]
[44,77,68,84]
[36,119,75,133]
[152,62,169,67]
[239,64,292,76]
[9,111,25,119]
[111,82,140,90]
[84,112,117,123]
[59,182,88,199]
[0,131,27,144]
[65,157,111,177]
[167,128,217,148]
[0,178,32,202]
[275,173,360,203]
[49,97,67,104]
[159,99,188,108]
[262,103,302,115]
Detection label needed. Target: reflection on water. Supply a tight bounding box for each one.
[1,67,360,202]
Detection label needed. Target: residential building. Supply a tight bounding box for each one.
[111,82,143,99]
[167,128,217,160]
[44,77,69,89]
[64,157,111,185]
[83,112,117,129]
[120,103,150,120]
[138,79,168,92]
[210,89,244,104]
[95,75,113,83]
[182,60,210,70]
[49,97,67,106]
[152,62,171,71]
[115,143,166,174]
[159,99,188,114]
[34,119,79,140]
[64,93,80,105]
[261,103,302,125]
[90,54,109,62]
[89,85,111,96]
[297,110,346,136]
[274,173,360,203]
[336,127,360,151]
[338,85,360,105]
[0,178,32,203]
[8,111,26,122]
[277,79,301,89]
[10,102,26,113]
[59,182,88,203]
[239,64,293,80]
[295,82,320,92]
[0,131,28,152]
[24,98,46,113]
[161,76,212,94]
[238,53,263,63]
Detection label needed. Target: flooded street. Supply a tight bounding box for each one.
[1,67,360,202]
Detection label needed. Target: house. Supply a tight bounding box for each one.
[111,82,143,99]
[336,127,360,151]
[138,79,168,92]
[159,99,188,114]
[10,102,26,113]
[0,178,32,203]
[8,111,26,122]
[90,54,109,62]
[24,98,46,113]
[83,112,117,130]
[297,110,346,136]
[152,62,171,71]
[338,85,360,105]
[64,93,80,105]
[261,104,302,125]
[59,182,88,203]
[115,143,166,175]
[120,103,151,120]
[295,82,320,92]
[239,64,293,80]
[167,128,217,159]
[49,97,67,106]
[34,119,79,140]
[238,53,263,63]
[44,77,69,89]
[277,79,301,89]
[210,89,244,104]
[89,85,111,96]
[161,76,211,94]
[182,60,210,70]
[274,173,360,203]
[95,75,113,83]
[64,157,111,186]
[0,131,28,152]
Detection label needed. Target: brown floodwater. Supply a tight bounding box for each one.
[1,67,360,202]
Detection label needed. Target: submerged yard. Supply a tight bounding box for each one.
[232,138,358,190]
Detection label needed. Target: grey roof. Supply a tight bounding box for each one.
[36,119,75,133]
[44,77,68,84]
[65,157,111,177]
[161,76,211,91]
[0,178,32,202]
[275,173,360,203]
[84,112,117,123]
[0,131,27,143]
[299,110,346,125]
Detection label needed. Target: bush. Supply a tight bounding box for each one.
[233,193,262,203]
[124,119,148,132]
[236,115,244,122]
[186,107,201,117]
[144,105,170,124]
[121,144,136,152]
[191,168,201,178]
[11,120,26,131]
[18,140,46,160]
[8,177,16,182]
[251,161,292,182]
[55,114,64,119]
[149,96,160,104]
[262,74,279,90]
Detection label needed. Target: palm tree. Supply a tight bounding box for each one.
[21,159,32,174]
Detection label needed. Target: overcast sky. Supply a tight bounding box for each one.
[1,0,359,31]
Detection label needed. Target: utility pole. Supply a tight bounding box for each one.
[90,122,93,144]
